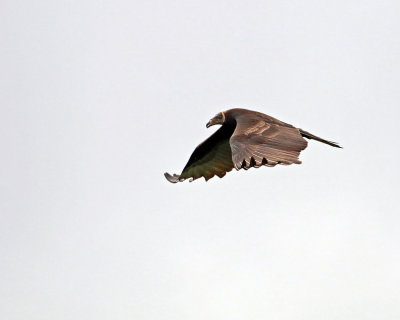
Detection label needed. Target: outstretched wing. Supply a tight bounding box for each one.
[230,114,308,170]
[164,124,236,183]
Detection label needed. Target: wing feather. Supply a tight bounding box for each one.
[230,114,308,170]
[164,123,236,183]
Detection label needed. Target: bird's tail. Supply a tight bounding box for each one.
[299,129,342,148]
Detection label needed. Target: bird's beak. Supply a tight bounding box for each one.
[206,121,212,128]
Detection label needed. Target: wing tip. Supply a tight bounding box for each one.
[164,172,180,183]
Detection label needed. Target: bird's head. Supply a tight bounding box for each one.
[206,112,226,128]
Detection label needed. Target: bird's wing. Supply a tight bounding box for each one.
[164,124,235,183]
[230,115,308,170]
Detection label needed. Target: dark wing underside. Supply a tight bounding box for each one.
[164,123,236,183]
[230,114,308,170]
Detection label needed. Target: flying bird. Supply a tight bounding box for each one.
[165,108,341,183]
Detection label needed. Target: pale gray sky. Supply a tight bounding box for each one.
[1,0,400,319]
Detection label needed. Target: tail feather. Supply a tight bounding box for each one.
[300,129,342,148]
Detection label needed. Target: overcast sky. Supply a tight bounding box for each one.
[1,0,400,319]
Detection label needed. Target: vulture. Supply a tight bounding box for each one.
[164,108,341,183]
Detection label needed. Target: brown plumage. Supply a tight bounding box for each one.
[165,108,341,183]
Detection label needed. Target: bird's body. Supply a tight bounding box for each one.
[165,108,341,183]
